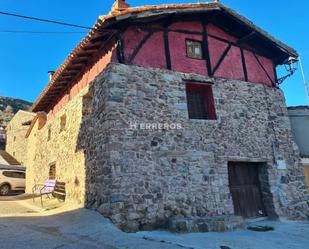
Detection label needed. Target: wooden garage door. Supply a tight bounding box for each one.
[228,162,266,218]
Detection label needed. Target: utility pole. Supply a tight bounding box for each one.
[299,56,309,107]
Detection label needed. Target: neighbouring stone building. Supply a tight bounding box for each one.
[288,106,309,189]
[7,1,309,231]
[6,110,36,165]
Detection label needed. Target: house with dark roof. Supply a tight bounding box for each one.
[7,0,309,231]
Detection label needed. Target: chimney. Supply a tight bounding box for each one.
[48,70,55,80]
[111,0,130,14]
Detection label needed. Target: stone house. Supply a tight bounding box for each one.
[7,1,309,231]
[288,106,309,188]
[6,110,36,165]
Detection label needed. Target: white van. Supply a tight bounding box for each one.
[0,165,26,196]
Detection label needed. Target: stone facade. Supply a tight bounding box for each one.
[6,110,36,165]
[288,107,309,190]
[20,63,309,231]
[24,86,92,204]
[168,215,244,233]
[81,63,308,231]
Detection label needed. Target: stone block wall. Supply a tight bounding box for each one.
[288,107,309,157]
[25,86,92,204]
[23,62,309,231]
[85,63,309,231]
[6,110,36,165]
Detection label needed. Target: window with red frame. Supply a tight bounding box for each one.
[186,83,216,120]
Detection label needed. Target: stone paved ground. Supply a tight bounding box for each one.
[0,198,180,249]
[135,219,309,249]
[0,195,308,249]
[0,194,39,215]
[0,200,36,214]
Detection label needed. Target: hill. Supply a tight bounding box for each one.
[0,97,32,127]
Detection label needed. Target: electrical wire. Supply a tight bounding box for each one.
[9,31,85,34]
[0,11,116,34]
[0,30,87,34]
[0,11,92,30]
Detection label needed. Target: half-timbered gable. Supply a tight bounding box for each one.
[30,1,297,117]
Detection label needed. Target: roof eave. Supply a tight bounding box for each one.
[30,2,298,112]
[219,4,298,59]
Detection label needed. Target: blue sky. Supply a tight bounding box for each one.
[0,0,308,106]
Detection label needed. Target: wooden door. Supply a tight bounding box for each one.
[228,162,266,218]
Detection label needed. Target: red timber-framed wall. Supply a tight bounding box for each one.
[45,18,278,120]
[122,21,276,86]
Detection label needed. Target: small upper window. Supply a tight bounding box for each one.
[186,39,203,60]
[60,114,67,132]
[186,83,217,120]
[49,163,56,180]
